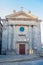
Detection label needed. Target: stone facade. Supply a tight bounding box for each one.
[2,9,42,55]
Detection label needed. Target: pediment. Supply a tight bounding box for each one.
[6,10,38,20]
[13,15,29,18]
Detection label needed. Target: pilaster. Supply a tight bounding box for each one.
[33,24,41,54]
[29,25,33,54]
[2,24,8,54]
[8,26,12,50]
[13,25,16,49]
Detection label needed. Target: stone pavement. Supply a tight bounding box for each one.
[0,55,43,65]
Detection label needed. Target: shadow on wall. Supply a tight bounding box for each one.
[0,41,2,54]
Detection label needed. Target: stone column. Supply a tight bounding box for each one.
[12,25,16,49]
[8,26,12,50]
[10,25,14,50]
[2,23,8,54]
[37,24,41,53]
[29,25,33,54]
[31,25,34,50]
[33,26,38,53]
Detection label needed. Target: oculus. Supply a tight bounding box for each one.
[20,27,25,32]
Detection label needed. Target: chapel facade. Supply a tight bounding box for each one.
[2,8,42,55]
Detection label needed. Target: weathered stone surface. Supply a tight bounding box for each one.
[2,10,41,55]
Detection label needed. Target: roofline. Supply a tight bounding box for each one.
[5,18,41,22]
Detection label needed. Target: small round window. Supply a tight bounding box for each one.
[20,27,25,32]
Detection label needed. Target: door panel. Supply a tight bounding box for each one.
[19,44,25,54]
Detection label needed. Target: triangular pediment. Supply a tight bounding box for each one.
[6,10,38,20]
[13,15,30,18]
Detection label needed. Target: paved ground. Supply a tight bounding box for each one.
[0,55,43,65]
